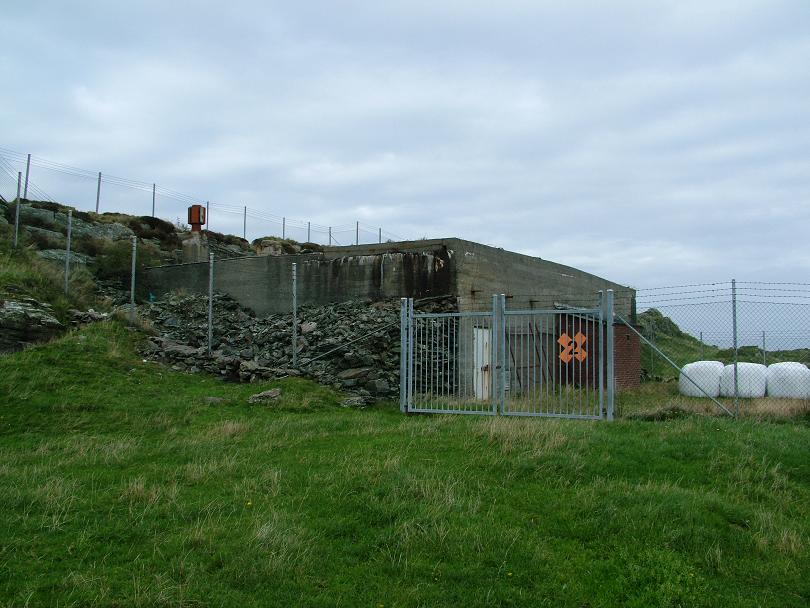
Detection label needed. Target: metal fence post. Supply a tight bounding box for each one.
[95,172,102,213]
[500,293,507,414]
[606,289,615,421]
[205,200,210,231]
[307,221,311,243]
[23,154,30,200]
[151,183,156,217]
[732,278,739,417]
[700,331,704,360]
[378,227,382,243]
[399,298,408,413]
[408,298,414,409]
[13,172,21,248]
[762,331,766,365]
[328,227,332,245]
[356,221,359,245]
[491,294,499,415]
[598,291,605,414]
[282,217,286,239]
[292,262,298,368]
[64,210,72,295]
[129,236,137,322]
[243,205,247,240]
[207,253,214,354]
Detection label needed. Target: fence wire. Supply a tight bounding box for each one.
[0,147,404,247]
[631,280,810,418]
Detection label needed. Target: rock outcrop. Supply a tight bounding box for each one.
[0,299,64,352]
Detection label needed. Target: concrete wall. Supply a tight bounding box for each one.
[443,239,634,316]
[144,237,634,317]
[144,249,453,315]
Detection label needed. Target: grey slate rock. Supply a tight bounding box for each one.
[248,388,282,404]
[0,299,64,352]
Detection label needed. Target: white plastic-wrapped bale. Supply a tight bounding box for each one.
[679,361,724,397]
[719,363,767,398]
[766,362,810,399]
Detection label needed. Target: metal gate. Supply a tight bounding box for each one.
[399,291,615,420]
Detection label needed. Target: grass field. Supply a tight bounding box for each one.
[1,322,809,607]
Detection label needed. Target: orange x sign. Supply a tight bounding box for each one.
[558,332,587,363]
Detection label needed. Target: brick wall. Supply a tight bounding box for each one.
[614,322,641,391]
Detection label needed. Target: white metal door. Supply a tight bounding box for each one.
[473,327,491,401]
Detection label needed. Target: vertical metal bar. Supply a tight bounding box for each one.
[23,154,30,200]
[524,314,528,412]
[207,253,214,354]
[205,201,210,232]
[732,279,739,417]
[243,206,247,240]
[442,317,447,406]
[446,317,450,406]
[95,172,102,213]
[400,298,407,412]
[13,172,21,248]
[547,313,551,413]
[426,316,430,405]
[408,299,414,409]
[762,331,766,366]
[378,227,382,243]
[292,262,298,368]
[129,235,137,322]
[563,313,574,414]
[498,293,504,413]
[151,183,156,217]
[307,221,311,243]
[452,316,457,408]
[433,317,437,404]
[430,319,439,403]
[554,313,565,414]
[282,217,286,239]
[588,306,594,416]
[576,312,581,416]
[416,313,421,406]
[423,313,427,405]
[415,312,420,405]
[328,227,332,245]
[606,289,615,421]
[454,316,459,407]
[532,316,537,413]
[438,318,442,405]
[64,210,72,295]
[356,221,359,245]
[700,331,704,360]
[527,314,532,414]
[471,317,476,405]
[490,295,498,414]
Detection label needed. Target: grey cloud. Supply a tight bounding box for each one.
[1,0,808,288]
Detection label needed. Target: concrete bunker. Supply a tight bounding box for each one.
[144,237,640,389]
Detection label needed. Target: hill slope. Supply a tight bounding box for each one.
[1,322,808,606]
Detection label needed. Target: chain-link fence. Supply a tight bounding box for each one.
[0,147,403,246]
[618,281,810,419]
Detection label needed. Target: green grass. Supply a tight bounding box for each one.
[617,381,810,421]
[639,318,809,382]
[1,323,809,607]
[0,244,96,322]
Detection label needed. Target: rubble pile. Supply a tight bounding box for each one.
[140,292,454,400]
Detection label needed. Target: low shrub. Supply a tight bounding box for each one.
[95,239,161,286]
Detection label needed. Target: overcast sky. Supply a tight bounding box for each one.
[2,0,809,289]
